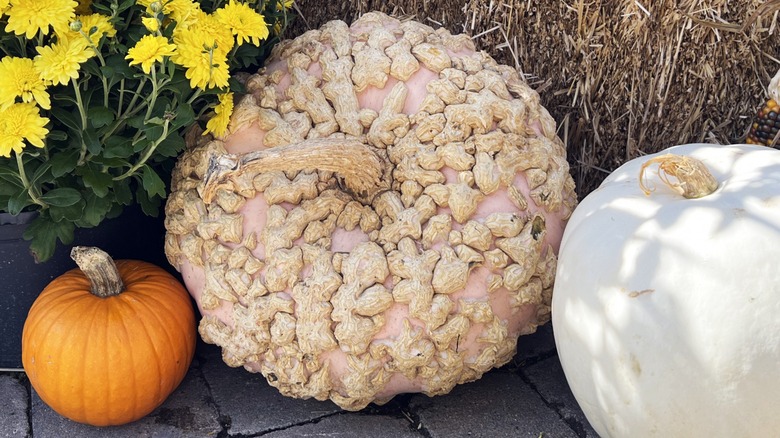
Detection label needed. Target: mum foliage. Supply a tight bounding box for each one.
[0,0,293,262]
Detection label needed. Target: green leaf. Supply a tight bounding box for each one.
[117,0,136,13]
[49,199,85,222]
[79,192,113,227]
[104,54,135,79]
[30,161,53,186]
[228,76,247,94]
[50,91,79,106]
[23,215,58,262]
[141,120,165,141]
[23,213,77,262]
[165,58,176,78]
[154,135,185,158]
[82,86,97,110]
[50,149,80,177]
[234,44,263,69]
[81,58,101,78]
[40,188,81,207]
[135,182,160,216]
[78,164,113,197]
[91,156,127,168]
[6,190,31,215]
[152,96,172,116]
[102,136,133,159]
[100,64,115,80]
[0,167,23,187]
[105,202,124,219]
[167,69,191,96]
[82,128,102,155]
[141,165,166,199]
[143,125,164,142]
[92,2,112,14]
[51,106,82,132]
[133,138,152,153]
[127,114,145,129]
[0,180,17,195]
[113,178,133,205]
[55,218,75,244]
[46,130,69,141]
[172,103,195,131]
[89,106,115,128]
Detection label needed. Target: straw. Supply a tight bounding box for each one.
[289,0,780,196]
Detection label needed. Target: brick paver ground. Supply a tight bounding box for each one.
[1,324,596,437]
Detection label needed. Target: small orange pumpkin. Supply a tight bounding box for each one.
[22,246,196,426]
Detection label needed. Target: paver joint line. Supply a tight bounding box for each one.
[253,411,345,437]
[194,353,232,438]
[518,357,587,438]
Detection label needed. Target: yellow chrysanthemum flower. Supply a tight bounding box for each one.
[182,51,230,90]
[204,92,233,138]
[34,38,92,86]
[5,0,78,38]
[142,16,160,32]
[0,57,50,110]
[215,0,269,46]
[125,34,176,74]
[69,13,116,50]
[177,11,234,57]
[0,0,10,15]
[138,0,201,28]
[172,27,230,90]
[0,103,49,158]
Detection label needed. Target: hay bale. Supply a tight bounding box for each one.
[288,0,780,195]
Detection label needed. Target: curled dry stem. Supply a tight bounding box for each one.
[199,138,389,205]
[639,154,718,199]
[70,246,125,298]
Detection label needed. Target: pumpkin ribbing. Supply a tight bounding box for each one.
[553,143,780,437]
[22,249,196,426]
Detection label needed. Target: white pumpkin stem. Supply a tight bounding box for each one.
[639,154,718,199]
[70,246,125,298]
[199,138,390,205]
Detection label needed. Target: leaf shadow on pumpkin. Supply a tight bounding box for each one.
[552,144,780,436]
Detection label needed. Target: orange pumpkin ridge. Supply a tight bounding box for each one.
[22,247,196,427]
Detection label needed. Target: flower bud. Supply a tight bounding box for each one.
[70,20,83,32]
[149,1,163,13]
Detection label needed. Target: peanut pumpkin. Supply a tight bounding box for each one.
[165,12,577,410]
[22,247,196,426]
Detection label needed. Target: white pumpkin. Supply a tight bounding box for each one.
[552,143,780,437]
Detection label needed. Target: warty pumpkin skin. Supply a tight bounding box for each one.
[552,143,780,437]
[164,12,577,410]
[22,248,197,427]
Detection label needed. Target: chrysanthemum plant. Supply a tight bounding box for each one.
[0,0,294,262]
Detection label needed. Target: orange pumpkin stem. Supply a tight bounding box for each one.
[638,154,718,199]
[70,246,125,297]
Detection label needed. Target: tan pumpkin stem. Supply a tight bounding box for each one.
[199,138,389,205]
[639,154,718,199]
[70,246,124,297]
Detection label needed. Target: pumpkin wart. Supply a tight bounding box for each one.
[164,12,577,410]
